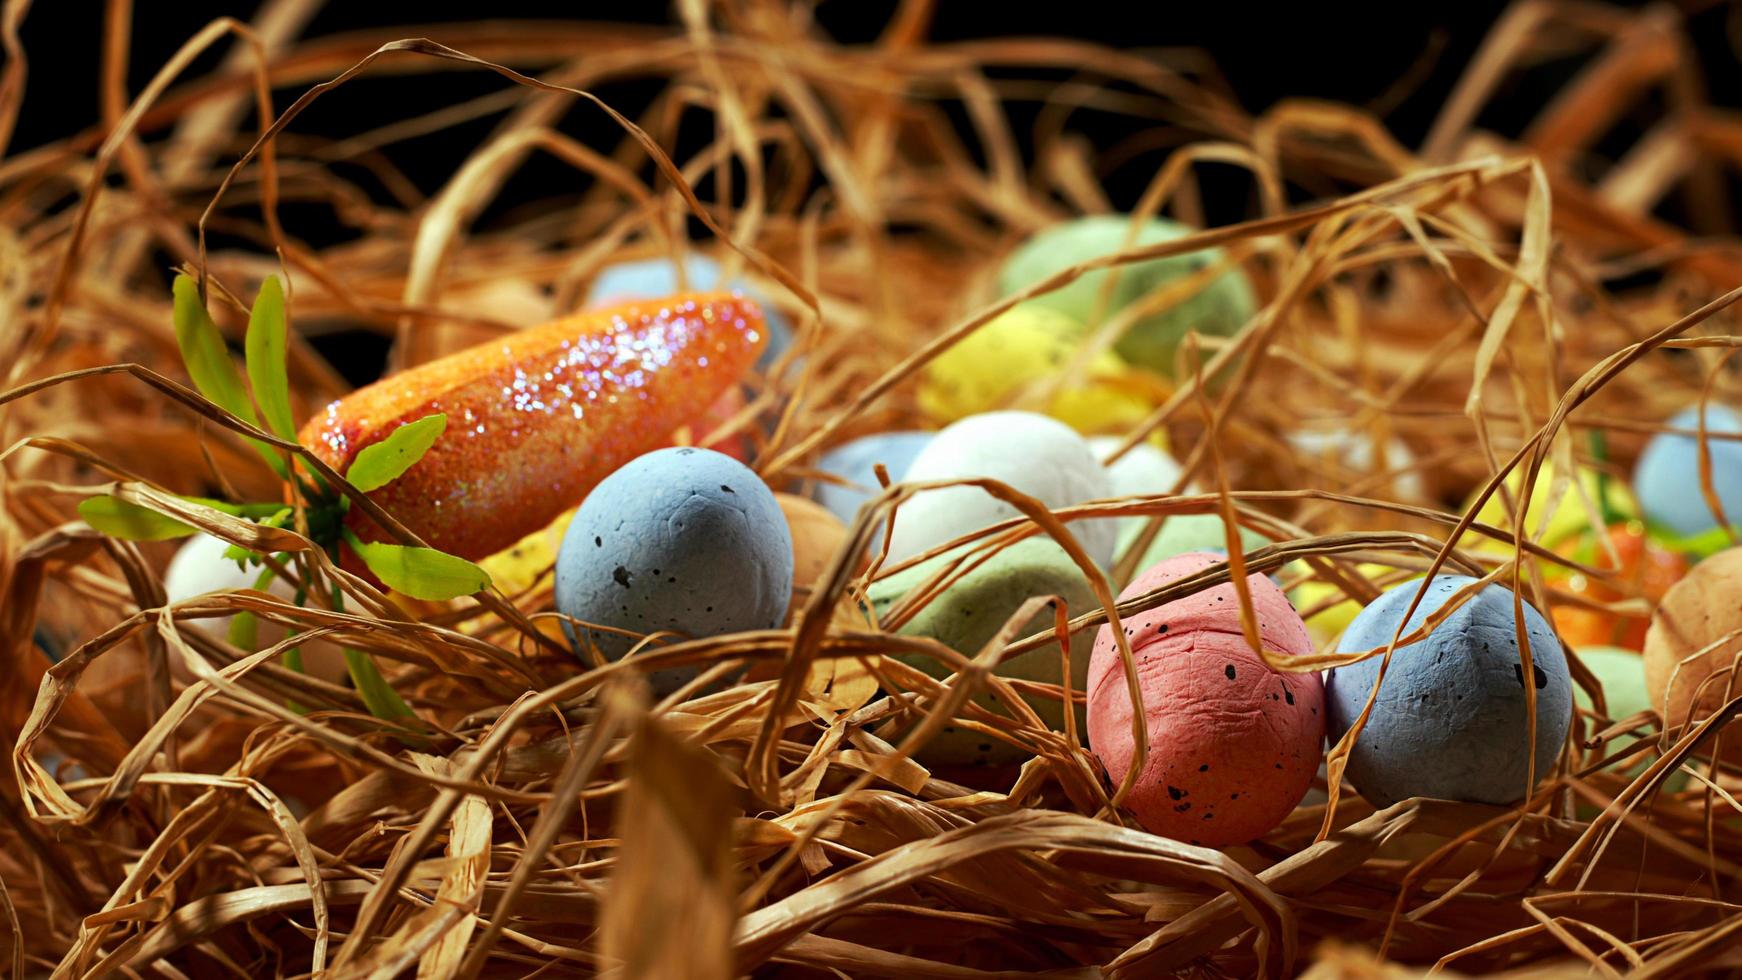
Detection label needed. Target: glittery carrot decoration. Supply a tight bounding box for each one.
[301,292,767,561]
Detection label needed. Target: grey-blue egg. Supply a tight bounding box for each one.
[1324,575,1571,808]
[588,255,793,370]
[556,447,793,693]
[1635,404,1742,538]
[811,431,934,525]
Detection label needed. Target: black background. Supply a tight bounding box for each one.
[9,1,1740,381]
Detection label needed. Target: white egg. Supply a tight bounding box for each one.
[163,533,346,683]
[1287,427,1425,501]
[887,411,1117,568]
[1089,437,1193,539]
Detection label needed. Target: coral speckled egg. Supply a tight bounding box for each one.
[776,492,847,615]
[1635,404,1742,539]
[1325,576,1572,807]
[1643,547,1742,762]
[555,447,793,693]
[888,412,1116,569]
[996,215,1256,376]
[918,305,1153,433]
[811,431,934,526]
[588,255,792,370]
[163,533,348,683]
[1087,552,1324,847]
[870,537,1097,766]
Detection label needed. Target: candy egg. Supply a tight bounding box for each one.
[810,431,934,526]
[776,492,848,615]
[163,533,348,683]
[869,538,1097,767]
[996,215,1256,376]
[1089,436,1190,542]
[1122,512,1267,571]
[1550,522,1687,651]
[1573,645,1654,723]
[1087,552,1324,846]
[555,447,793,693]
[1635,404,1742,539]
[588,255,792,370]
[1465,461,1637,555]
[888,412,1116,569]
[1643,547,1742,761]
[1287,563,1404,645]
[918,305,1153,433]
[1325,576,1573,807]
[1287,427,1425,501]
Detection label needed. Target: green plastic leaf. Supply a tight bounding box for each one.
[344,648,416,720]
[245,275,296,439]
[345,414,446,493]
[346,535,491,600]
[225,565,277,652]
[1650,522,1735,562]
[78,497,196,541]
[172,274,288,478]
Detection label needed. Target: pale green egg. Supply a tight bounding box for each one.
[868,538,1097,767]
[996,215,1256,377]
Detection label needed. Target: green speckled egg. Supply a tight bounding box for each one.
[1122,512,1268,570]
[868,538,1097,767]
[996,215,1256,376]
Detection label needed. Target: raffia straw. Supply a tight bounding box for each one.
[8,0,1742,974]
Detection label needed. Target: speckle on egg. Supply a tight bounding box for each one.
[555,447,793,694]
[1087,552,1324,847]
[1324,575,1571,808]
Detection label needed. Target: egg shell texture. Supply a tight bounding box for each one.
[1466,462,1637,557]
[1325,576,1572,808]
[869,537,1098,766]
[918,305,1152,433]
[1123,512,1267,570]
[1088,552,1324,847]
[301,294,765,563]
[588,255,792,370]
[555,447,793,694]
[1089,436,1190,543]
[776,492,847,614]
[163,533,348,683]
[888,411,1117,570]
[996,215,1256,375]
[811,431,934,526]
[1635,405,1742,538]
[1287,428,1425,501]
[1643,546,1742,762]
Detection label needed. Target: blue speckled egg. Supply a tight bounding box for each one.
[811,431,934,525]
[1325,576,1572,808]
[556,447,793,693]
[1635,404,1742,538]
[588,255,792,370]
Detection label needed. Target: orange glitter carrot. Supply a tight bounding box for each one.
[300,292,767,561]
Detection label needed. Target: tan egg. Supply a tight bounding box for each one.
[777,493,848,615]
[1644,547,1742,762]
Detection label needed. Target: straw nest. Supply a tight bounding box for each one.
[2,1,1741,976]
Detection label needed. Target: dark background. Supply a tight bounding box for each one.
[8,0,1740,381]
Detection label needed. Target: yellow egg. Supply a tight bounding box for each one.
[478,508,575,596]
[1287,562,1405,644]
[1464,462,1637,555]
[919,305,1154,434]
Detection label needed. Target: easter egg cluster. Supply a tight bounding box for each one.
[159,214,1742,851]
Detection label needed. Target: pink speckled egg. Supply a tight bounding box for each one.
[1088,552,1325,847]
